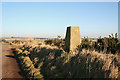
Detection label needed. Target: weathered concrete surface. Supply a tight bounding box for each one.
[65,26,81,52]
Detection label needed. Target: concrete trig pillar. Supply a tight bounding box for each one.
[64,26,81,52]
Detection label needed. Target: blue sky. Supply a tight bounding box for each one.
[2,2,118,38]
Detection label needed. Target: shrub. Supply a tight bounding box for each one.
[12,40,24,44]
[2,39,9,43]
[44,39,65,48]
[79,33,120,54]
[94,33,120,54]
[81,37,92,49]
[44,39,53,45]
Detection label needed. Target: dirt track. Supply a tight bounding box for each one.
[2,43,23,78]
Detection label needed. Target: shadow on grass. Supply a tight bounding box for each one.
[34,47,65,78]
[5,55,15,58]
[11,48,25,78]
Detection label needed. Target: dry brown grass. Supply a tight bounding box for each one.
[9,38,120,78]
[76,49,120,78]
